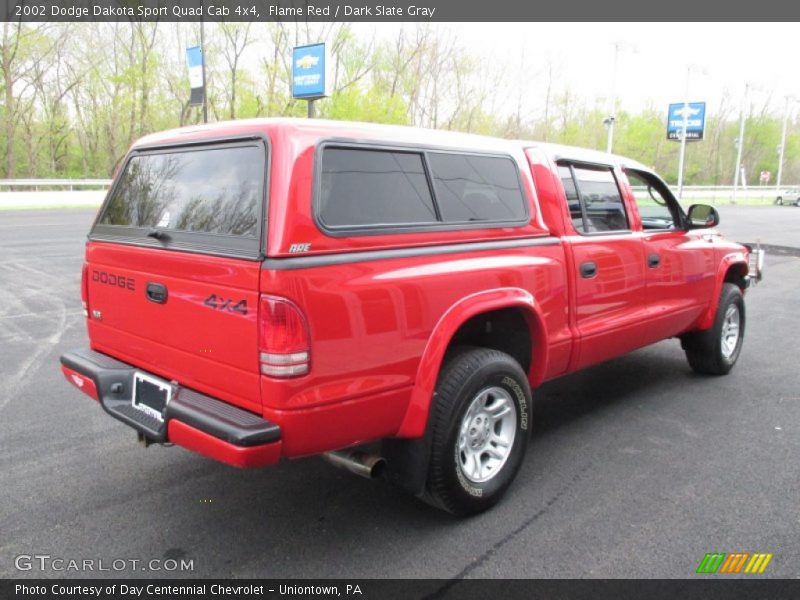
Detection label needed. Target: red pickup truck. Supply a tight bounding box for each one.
[60,119,761,515]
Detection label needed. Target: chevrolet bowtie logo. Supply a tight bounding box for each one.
[296,54,319,69]
[674,105,701,119]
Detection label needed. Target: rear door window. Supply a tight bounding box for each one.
[559,164,629,233]
[93,142,266,257]
[558,165,584,232]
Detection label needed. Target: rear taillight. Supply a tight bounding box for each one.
[81,263,89,317]
[258,295,310,377]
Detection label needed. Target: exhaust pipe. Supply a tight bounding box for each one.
[322,449,386,479]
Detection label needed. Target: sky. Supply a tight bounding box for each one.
[344,22,800,118]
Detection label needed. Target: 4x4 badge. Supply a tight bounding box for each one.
[203,294,248,315]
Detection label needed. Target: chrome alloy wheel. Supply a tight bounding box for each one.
[720,304,741,359]
[456,386,517,484]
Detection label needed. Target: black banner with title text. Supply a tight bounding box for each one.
[4,579,800,600]
[3,0,800,22]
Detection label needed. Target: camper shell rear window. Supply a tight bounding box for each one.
[92,139,267,259]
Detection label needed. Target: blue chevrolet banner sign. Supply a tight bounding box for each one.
[292,43,328,99]
[667,102,706,141]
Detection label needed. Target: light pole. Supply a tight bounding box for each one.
[676,64,706,200]
[732,82,754,205]
[606,42,636,154]
[200,13,208,124]
[776,95,796,194]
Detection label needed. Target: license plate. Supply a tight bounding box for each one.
[132,372,171,422]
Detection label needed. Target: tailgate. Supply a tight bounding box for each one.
[85,139,267,412]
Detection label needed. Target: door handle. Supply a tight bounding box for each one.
[580,261,598,278]
[648,254,661,268]
[146,282,168,304]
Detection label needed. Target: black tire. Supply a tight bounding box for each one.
[795,199,800,207]
[423,347,531,516]
[776,197,783,205]
[681,283,745,375]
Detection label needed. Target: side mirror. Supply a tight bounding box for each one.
[687,204,719,229]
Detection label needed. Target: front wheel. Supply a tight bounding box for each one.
[776,197,783,205]
[681,283,745,375]
[424,347,531,516]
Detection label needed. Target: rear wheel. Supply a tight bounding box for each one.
[776,197,783,205]
[795,198,800,207]
[424,347,531,516]
[682,283,745,375]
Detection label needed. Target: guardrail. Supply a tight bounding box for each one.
[655,185,791,205]
[677,186,785,196]
[0,180,110,209]
[0,179,112,191]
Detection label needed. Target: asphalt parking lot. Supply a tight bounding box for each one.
[1,206,798,580]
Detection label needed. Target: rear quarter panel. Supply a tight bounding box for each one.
[260,245,570,454]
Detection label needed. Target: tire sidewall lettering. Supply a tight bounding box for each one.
[501,375,528,431]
